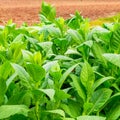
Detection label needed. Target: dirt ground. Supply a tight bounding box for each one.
[0,0,120,26]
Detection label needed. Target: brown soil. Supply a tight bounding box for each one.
[0,0,120,26]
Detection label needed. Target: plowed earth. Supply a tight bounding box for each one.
[0,0,120,26]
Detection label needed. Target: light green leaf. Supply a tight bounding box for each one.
[0,105,29,119]
[39,89,55,101]
[103,53,120,68]
[13,34,25,43]
[54,55,73,61]
[77,116,106,120]
[40,2,56,22]
[0,62,11,80]
[22,50,33,63]
[70,74,86,102]
[55,89,70,100]
[67,29,84,44]
[11,63,31,87]
[43,61,58,72]
[26,63,45,83]
[92,42,107,66]
[80,61,95,95]
[93,76,114,91]
[46,109,65,118]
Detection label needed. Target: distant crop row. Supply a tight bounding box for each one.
[0,2,120,120]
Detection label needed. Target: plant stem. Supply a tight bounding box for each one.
[35,101,40,120]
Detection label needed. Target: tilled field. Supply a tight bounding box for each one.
[0,0,120,25]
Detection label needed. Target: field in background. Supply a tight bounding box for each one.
[0,0,120,25]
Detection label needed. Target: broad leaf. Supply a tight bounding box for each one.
[80,61,95,96]
[11,63,31,87]
[26,63,45,83]
[89,88,112,114]
[39,89,55,101]
[106,101,120,120]
[70,74,86,102]
[0,105,29,119]
[103,53,120,68]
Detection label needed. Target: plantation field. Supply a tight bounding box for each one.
[0,1,120,120]
[0,0,120,25]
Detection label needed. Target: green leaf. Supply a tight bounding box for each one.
[70,74,86,102]
[22,50,33,63]
[103,53,120,68]
[110,23,120,53]
[11,63,31,87]
[77,116,106,120]
[43,61,58,72]
[67,29,83,44]
[0,77,6,105]
[46,109,65,118]
[52,38,69,55]
[92,42,107,66]
[39,89,55,101]
[106,93,120,120]
[93,76,114,91]
[0,62,12,80]
[59,63,79,89]
[6,73,17,87]
[89,88,112,114]
[106,101,120,120]
[55,89,70,100]
[40,2,56,22]
[0,105,29,119]
[80,61,95,96]
[26,63,45,83]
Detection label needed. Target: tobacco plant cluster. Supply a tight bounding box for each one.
[0,2,120,120]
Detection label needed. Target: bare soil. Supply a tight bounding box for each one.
[0,0,120,26]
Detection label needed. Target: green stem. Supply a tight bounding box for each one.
[35,101,40,120]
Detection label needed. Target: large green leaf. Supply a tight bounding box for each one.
[67,29,84,44]
[107,101,120,120]
[26,63,45,83]
[103,53,120,68]
[110,23,120,53]
[70,74,86,102]
[0,105,29,119]
[80,61,95,97]
[77,116,106,120]
[89,88,112,114]
[11,63,31,87]
[92,42,107,66]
